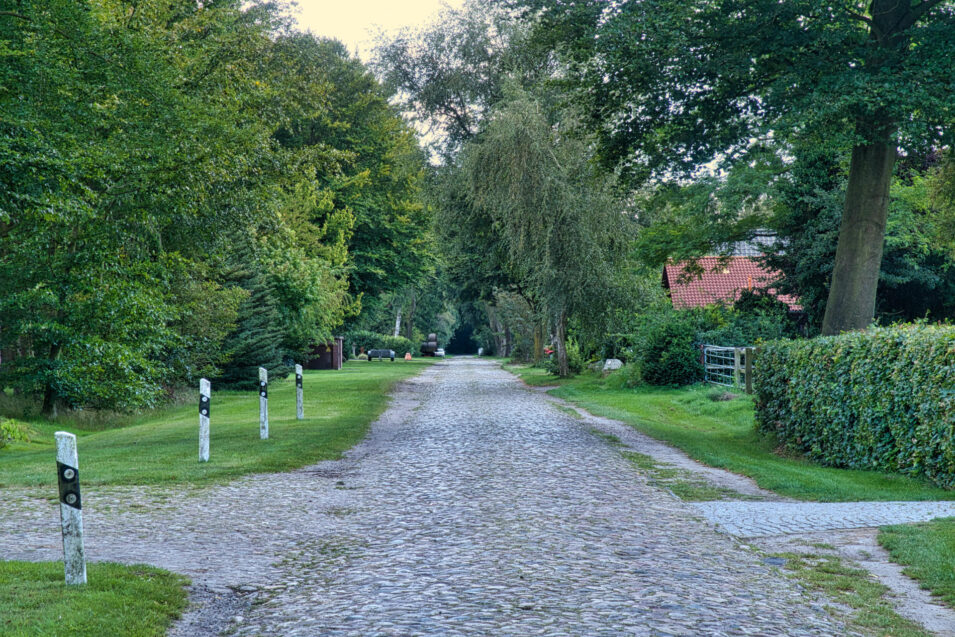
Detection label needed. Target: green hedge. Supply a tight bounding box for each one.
[344,331,417,357]
[755,325,955,487]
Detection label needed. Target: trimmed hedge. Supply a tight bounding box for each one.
[344,331,417,358]
[755,325,955,487]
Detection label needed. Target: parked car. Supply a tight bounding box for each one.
[435,348,445,357]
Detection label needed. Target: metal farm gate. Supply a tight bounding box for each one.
[701,345,755,393]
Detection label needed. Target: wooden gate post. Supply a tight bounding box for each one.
[744,347,754,394]
[733,348,742,387]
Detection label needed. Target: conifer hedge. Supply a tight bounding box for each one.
[755,325,955,487]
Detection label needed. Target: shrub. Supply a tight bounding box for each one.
[543,337,585,375]
[640,317,704,385]
[755,325,955,487]
[0,417,31,450]
[345,331,416,357]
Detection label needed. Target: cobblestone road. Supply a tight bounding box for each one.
[693,501,955,538]
[2,358,858,635]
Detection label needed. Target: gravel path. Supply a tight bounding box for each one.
[2,358,859,635]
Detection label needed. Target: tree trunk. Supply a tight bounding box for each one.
[533,321,544,362]
[393,307,402,338]
[41,343,61,416]
[404,291,416,341]
[821,135,896,335]
[555,311,569,377]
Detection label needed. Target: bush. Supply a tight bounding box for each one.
[0,417,31,449]
[755,324,955,487]
[639,316,705,385]
[543,337,585,375]
[345,331,416,357]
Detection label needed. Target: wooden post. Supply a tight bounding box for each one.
[295,364,304,420]
[744,347,754,395]
[199,378,210,462]
[733,348,742,387]
[259,367,269,440]
[55,432,87,585]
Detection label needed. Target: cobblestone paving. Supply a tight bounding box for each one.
[236,359,849,635]
[1,359,858,635]
[692,501,955,538]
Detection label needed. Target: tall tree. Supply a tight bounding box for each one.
[515,0,955,334]
[463,90,630,376]
[274,35,433,321]
[374,0,552,159]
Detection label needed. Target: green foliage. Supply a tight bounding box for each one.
[765,146,955,331]
[755,325,955,487]
[635,310,706,386]
[164,270,247,384]
[520,0,955,333]
[462,88,631,376]
[0,417,30,450]
[626,295,800,387]
[344,331,416,357]
[274,36,434,319]
[543,338,584,376]
[373,0,549,158]
[697,291,800,346]
[0,3,427,411]
[521,0,955,184]
[217,252,289,390]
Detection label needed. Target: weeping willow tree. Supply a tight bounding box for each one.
[463,90,630,376]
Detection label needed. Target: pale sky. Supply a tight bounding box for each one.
[286,0,465,62]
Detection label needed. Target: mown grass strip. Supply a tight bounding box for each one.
[879,517,955,608]
[505,364,955,502]
[0,360,433,487]
[772,553,931,636]
[0,561,188,637]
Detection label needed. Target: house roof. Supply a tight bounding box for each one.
[662,256,802,311]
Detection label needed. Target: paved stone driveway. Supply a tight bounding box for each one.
[693,501,955,538]
[2,358,858,635]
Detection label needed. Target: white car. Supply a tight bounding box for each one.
[435,348,445,357]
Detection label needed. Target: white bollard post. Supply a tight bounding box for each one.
[259,367,269,439]
[199,378,211,462]
[295,364,304,420]
[55,432,87,585]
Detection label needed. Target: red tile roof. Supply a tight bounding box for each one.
[662,256,802,311]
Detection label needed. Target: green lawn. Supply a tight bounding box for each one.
[0,561,188,637]
[879,518,955,608]
[505,364,955,502]
[0,360,433,487]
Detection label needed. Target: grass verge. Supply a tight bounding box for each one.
[0,561,188,637]
[0,360,433,487]
[879,517,955,608]
[772,552,930,636]
[505,364,955,502]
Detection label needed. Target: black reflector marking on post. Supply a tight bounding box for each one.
[57,461,82,510]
